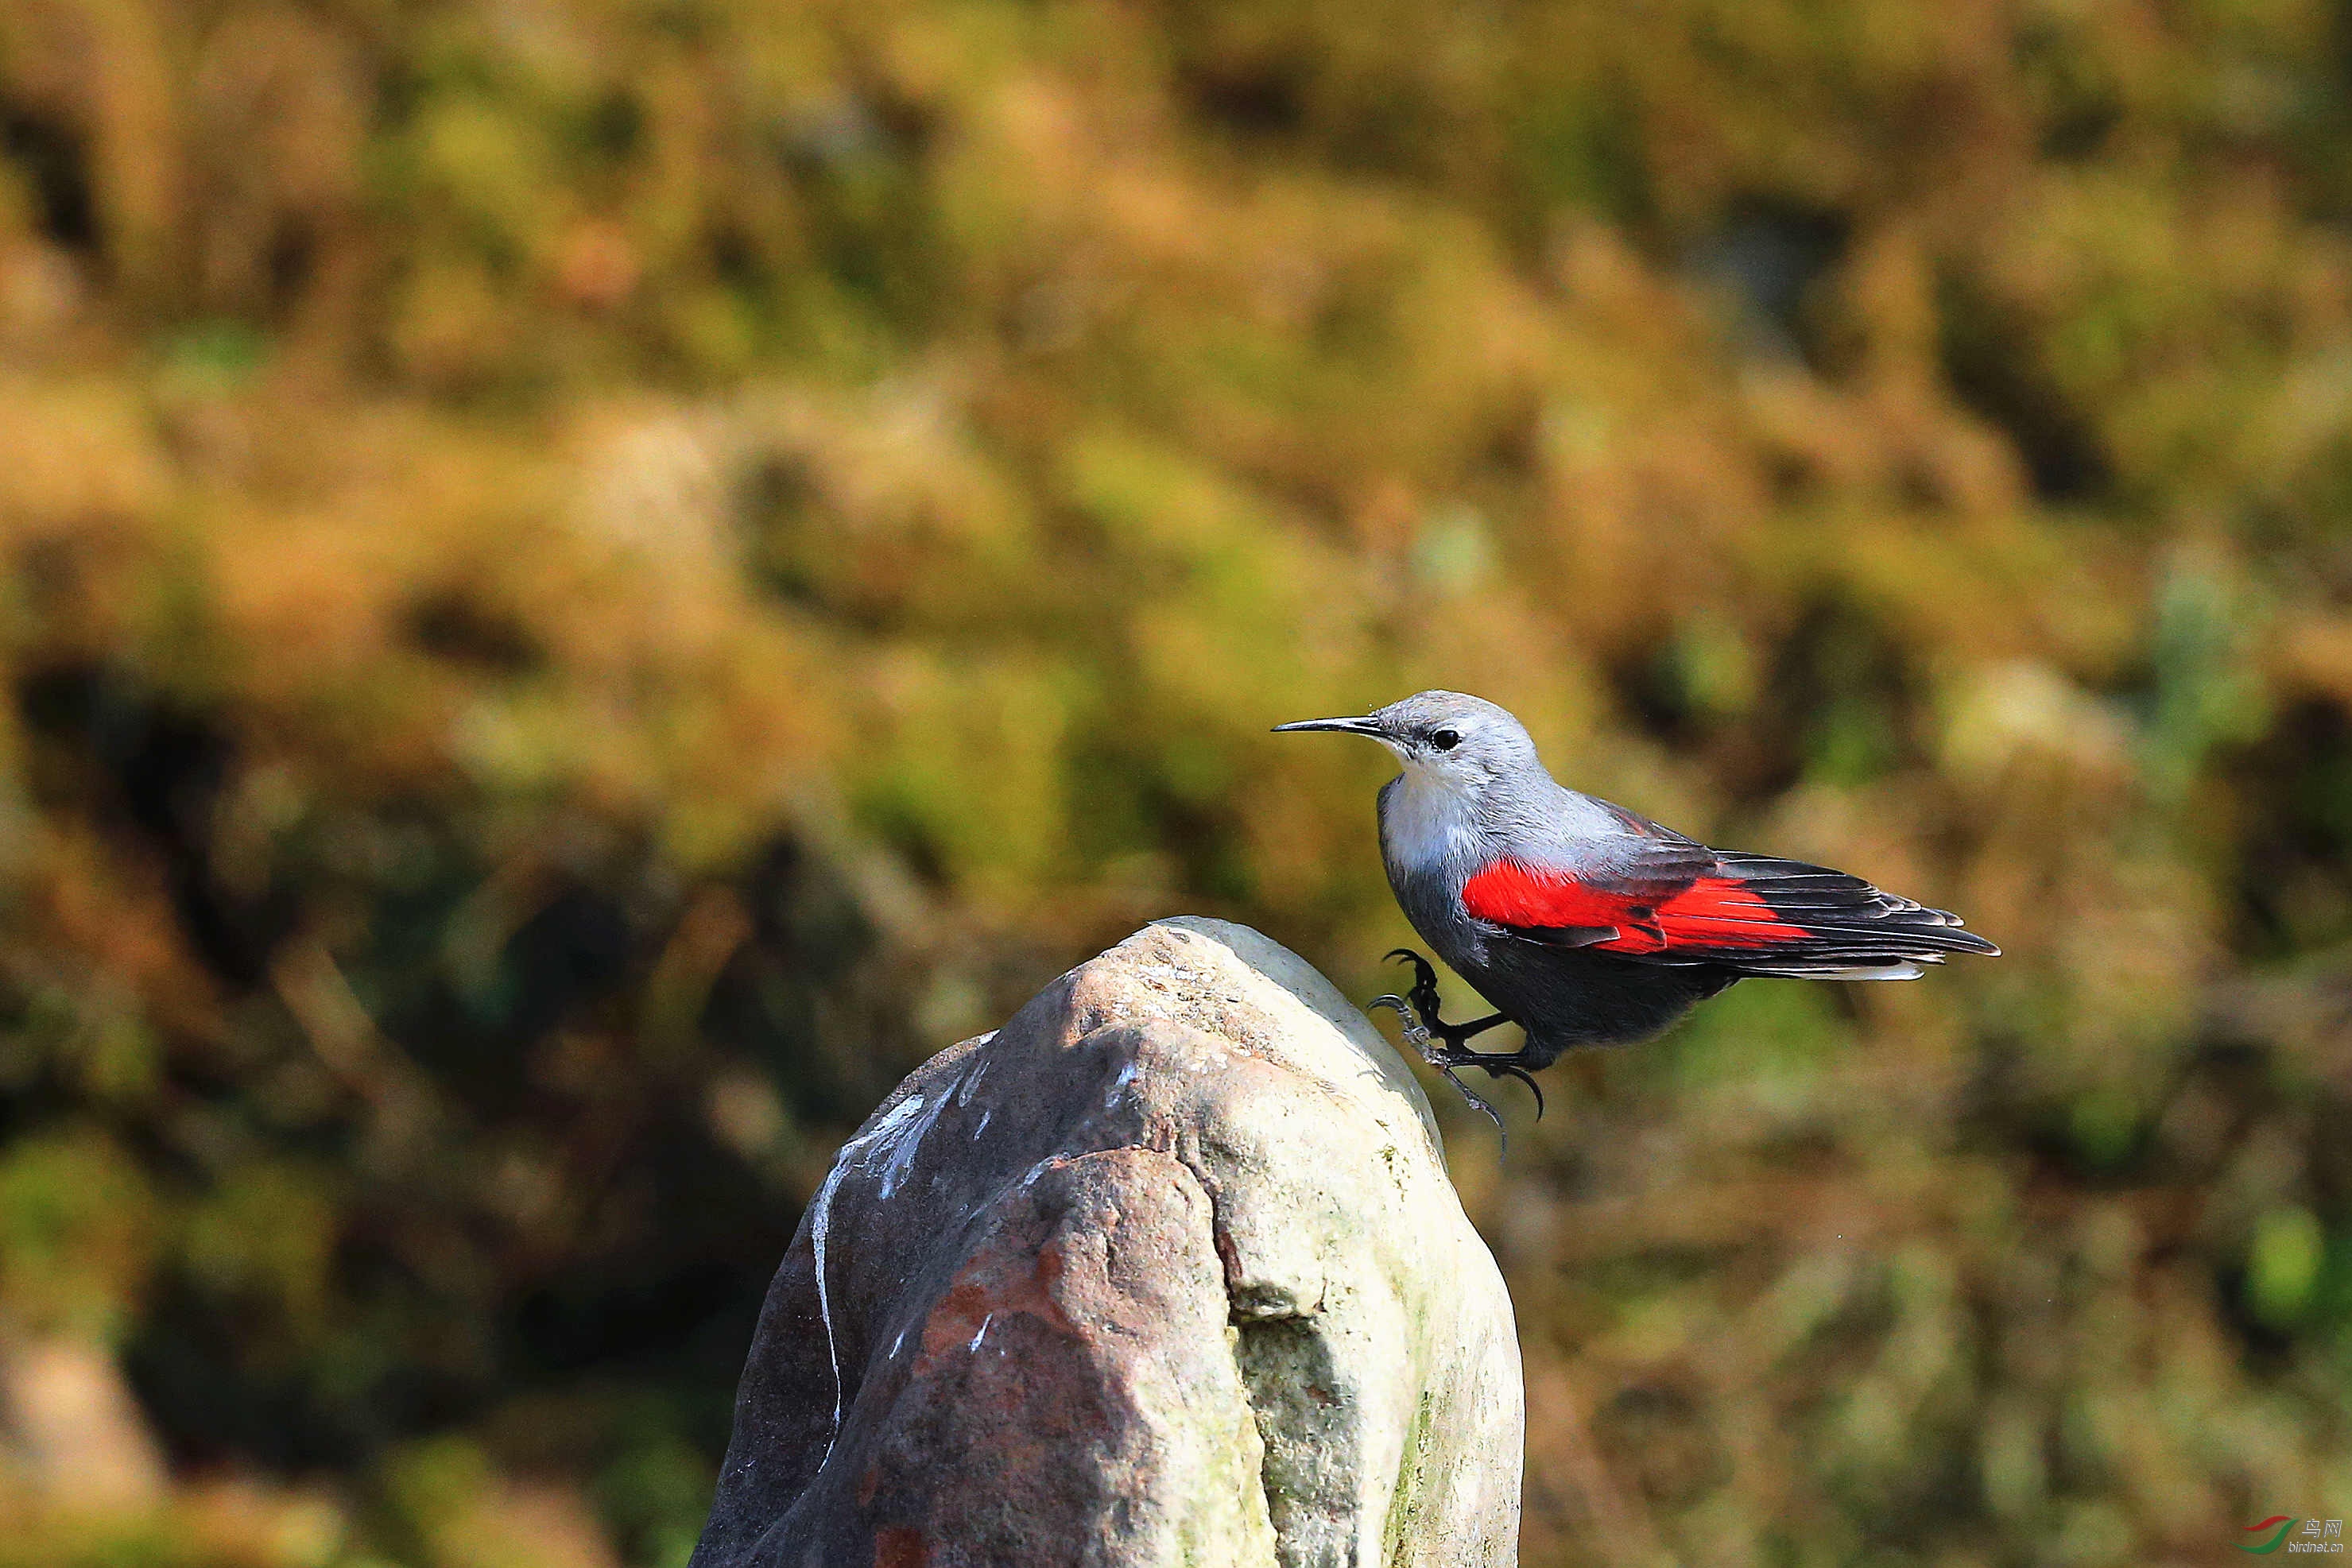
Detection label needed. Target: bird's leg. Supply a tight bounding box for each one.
[1368,989,1506,1140]
[1380,950,1501,1048]
[1367,949,1545,1138]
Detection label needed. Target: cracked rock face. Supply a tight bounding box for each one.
[689,918,1522,1568]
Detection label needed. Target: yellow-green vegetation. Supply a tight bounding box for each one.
[0,0,2347,1562]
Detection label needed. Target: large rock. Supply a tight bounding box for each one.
[690,918,1522,1568]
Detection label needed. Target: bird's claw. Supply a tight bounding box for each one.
[1434,1064,1509,1150]
[1366,951,1534,1144]
[1385,949,1444,1020]
[1369,994,1434,1050]
[1385,947,1438,983]
[1426,1047,1544,1131]
[1488,1062,1546,1120]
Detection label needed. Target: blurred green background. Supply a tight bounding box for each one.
[0,0,2346,1563]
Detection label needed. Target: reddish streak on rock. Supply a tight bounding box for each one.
[874,1526,931,1567]
[916,1239,1079,1371]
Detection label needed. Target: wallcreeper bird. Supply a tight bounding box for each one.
[1276,691,1997,1134]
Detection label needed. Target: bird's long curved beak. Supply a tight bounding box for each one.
[1271,716,1384,735]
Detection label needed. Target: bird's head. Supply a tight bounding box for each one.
[1274,690,1540,796]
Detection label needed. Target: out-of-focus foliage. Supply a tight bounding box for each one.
[0,0,2347,1562]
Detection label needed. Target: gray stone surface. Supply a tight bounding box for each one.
[689,917,1523,1568]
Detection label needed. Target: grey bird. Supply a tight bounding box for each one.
[1276,691,1998,1132]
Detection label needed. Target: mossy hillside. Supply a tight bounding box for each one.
[0,2,2346,1564]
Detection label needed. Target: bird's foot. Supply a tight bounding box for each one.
[1428,1045,1547,1121]
[1382,948,1453,1040]
[1366,950,1543,1145]
[1370,991,1509,1143]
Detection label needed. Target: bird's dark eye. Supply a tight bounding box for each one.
[1430,729,1461,751]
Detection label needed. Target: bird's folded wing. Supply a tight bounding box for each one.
[1462,849,1997,976]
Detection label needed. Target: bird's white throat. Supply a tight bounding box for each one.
[1380,761,1483,873]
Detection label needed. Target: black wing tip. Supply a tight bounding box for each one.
[1829,924,2001,960]
[1920,916,2000,957]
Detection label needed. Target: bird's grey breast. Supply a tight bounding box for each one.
[1377,771,1490,967]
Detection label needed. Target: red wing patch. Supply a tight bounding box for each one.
[1461,861,1810,955]
[1646,878,1815,950]
[1459,861,1628,929]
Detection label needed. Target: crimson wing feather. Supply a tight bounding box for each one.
[1462,845,1997,976]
